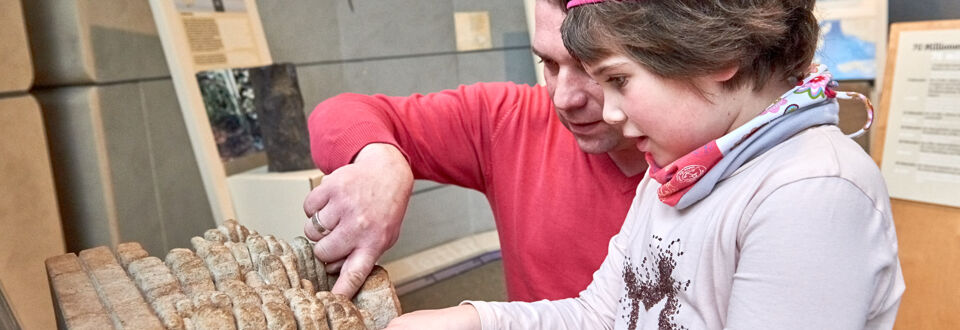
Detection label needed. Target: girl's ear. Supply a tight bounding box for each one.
[708,64,739,83]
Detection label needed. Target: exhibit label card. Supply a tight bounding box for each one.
[176,0,264,70]
[881,28,960,208]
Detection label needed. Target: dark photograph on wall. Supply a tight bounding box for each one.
[196,63,314,174]
[196,67,265,167]
[247,64,315,173]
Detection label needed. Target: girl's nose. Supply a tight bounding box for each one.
[602,103,626,125]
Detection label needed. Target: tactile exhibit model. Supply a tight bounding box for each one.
[45,220,402,329]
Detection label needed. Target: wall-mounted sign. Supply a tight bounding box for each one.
[879,20,960,208]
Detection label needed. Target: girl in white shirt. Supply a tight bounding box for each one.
[387,0,904,329]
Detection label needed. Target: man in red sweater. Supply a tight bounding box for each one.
[302,0,647,301]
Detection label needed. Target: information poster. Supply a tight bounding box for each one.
[881,26,960,208]
[176,0,265,71]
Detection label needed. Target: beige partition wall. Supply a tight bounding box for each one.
[0,95,64,330]
[0,0,33,93]
[0,1,64,329]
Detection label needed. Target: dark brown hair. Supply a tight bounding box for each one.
[561,0,820,91]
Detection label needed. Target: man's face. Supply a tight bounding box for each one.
[533,1,632,154]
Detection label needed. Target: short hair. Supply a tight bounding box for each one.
[562,0,820,91]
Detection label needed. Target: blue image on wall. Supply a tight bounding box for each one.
[815,19,877,81]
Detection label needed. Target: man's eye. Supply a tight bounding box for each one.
[540,59,559,71]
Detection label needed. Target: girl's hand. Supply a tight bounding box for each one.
[385,305,482,330]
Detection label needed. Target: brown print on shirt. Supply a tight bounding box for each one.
[619,236,691,330]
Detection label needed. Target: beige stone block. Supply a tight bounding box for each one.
[0,95,65,330]
[22,0,169,86]
[78,247,163,329]
[0,0,33,92]
[44,254,113,330]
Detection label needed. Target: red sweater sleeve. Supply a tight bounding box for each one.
[308,82,538,191]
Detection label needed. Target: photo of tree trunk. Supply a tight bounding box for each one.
[196,68,264,164]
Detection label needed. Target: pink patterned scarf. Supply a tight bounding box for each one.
[646,65,871,208]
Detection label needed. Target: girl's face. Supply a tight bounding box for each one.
[586,55,742,167]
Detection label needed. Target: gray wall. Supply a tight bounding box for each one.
[257,0,537,111]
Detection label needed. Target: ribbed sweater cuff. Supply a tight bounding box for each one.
[314,122,410,172]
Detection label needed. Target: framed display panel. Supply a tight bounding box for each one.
[873,20,960,330]
[148,0,273,221]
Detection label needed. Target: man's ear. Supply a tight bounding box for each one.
[708,64,739,83]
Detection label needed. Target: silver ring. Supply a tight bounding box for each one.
[311,211,332,238]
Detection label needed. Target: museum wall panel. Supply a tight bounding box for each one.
[0,0,33,93]
[138,80,220,250]
[35,87,116,251]
[256,0,343,64]
[36,81,215,257]
[22,0,168,86]
[341,55,461,96]
[0,95,64,330]
[334,0,456,60]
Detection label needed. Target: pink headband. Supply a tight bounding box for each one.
[566,0,607,9]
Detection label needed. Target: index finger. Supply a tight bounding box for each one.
[330,249,378,298]
[303,183,332,217]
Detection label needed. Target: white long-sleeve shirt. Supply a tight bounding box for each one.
[467,126,905,329]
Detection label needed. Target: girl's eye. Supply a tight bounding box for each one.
[607,76,628,89]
